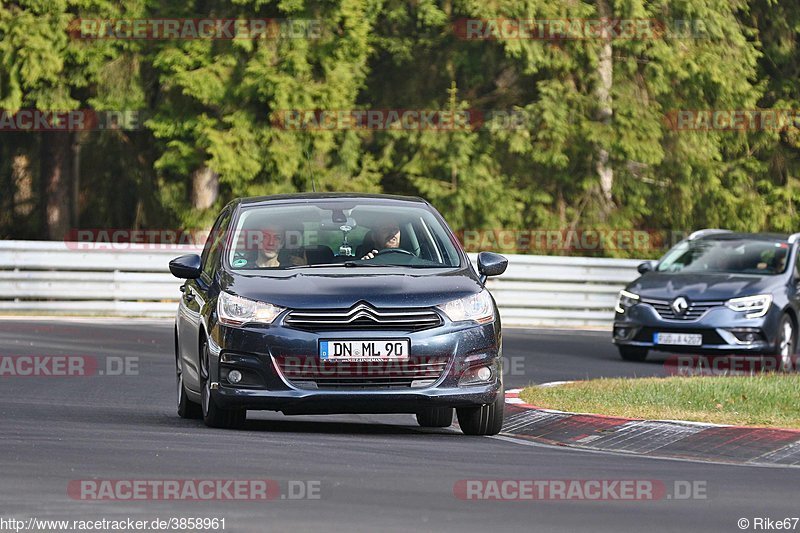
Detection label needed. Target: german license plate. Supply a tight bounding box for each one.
[319,339,410,362]
[653,332,702,346]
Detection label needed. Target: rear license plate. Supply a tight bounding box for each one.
[319,339,410,362]
[653,332,702,346]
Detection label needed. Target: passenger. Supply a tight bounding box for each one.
[253,227,306,268]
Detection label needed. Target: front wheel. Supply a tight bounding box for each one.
[457,390,504,436]
[618,346,648,362]
[200,341,246,429]
[416,407,454,428]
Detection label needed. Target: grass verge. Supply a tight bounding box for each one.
[520,374,800,429]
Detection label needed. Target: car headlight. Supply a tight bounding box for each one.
[615,290,640,314]
[217,292,285,327]
[438,291,495,324]
[725,294,773,319]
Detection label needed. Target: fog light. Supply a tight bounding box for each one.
[729,328,764,344]
[614,326,636,340]
[228,370,242,384]
[459,363,497,386]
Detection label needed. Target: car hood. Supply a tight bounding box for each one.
[628,272,781,301]
[220,267,483,309]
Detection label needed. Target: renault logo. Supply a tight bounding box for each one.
[671,296,689,316]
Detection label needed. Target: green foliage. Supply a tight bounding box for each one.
[1,0,800,254]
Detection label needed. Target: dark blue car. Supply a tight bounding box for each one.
[169,194,508,434]
[613,229,800,370]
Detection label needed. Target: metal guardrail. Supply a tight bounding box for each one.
[0,240,642,327]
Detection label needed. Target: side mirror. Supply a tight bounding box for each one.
[637,261,656,274]
[169,254,202,279]
[477,252,508,281]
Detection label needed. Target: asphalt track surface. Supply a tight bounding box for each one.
[0,320,796,533]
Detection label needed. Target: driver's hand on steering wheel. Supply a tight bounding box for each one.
[361,249,379,260]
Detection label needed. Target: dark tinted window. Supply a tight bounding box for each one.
[657,238,790,275]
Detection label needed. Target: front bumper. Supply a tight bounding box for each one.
[207,318,502,414]
[612,302,781,354]
[214,385,500,414]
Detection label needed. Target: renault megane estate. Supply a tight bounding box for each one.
[169,194,508,434]
[613,229,800,370]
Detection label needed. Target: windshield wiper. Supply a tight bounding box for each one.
[283,261,394,269]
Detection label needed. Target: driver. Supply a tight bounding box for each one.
[361,223,401,260]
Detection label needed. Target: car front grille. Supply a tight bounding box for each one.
[273,356,449,389]
[283,302,442,332]
[640,298,724,321]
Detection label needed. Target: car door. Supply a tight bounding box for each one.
[177,208,231,392]
[789,244,800,313]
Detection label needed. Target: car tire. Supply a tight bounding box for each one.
[176,356,202,419]
[772,314,796,372]
[618,346,648,362]
[415,407,454,428]
[457,389,504,436]
[200,340,246,429]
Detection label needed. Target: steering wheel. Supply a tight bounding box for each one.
[376,248,414,256]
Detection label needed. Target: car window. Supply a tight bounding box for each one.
[794,248,800,279]
[227,201,462,270]
[657,238,790,275]
[201,209,232,279]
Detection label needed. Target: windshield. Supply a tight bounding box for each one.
[657,238,790,275]
[226,201,462,270]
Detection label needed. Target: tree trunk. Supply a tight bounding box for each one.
[71,134,82,228]
[595,0,614,207]
[12,153,34,217]
[40,131,72,240]
[191,165,219,210]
